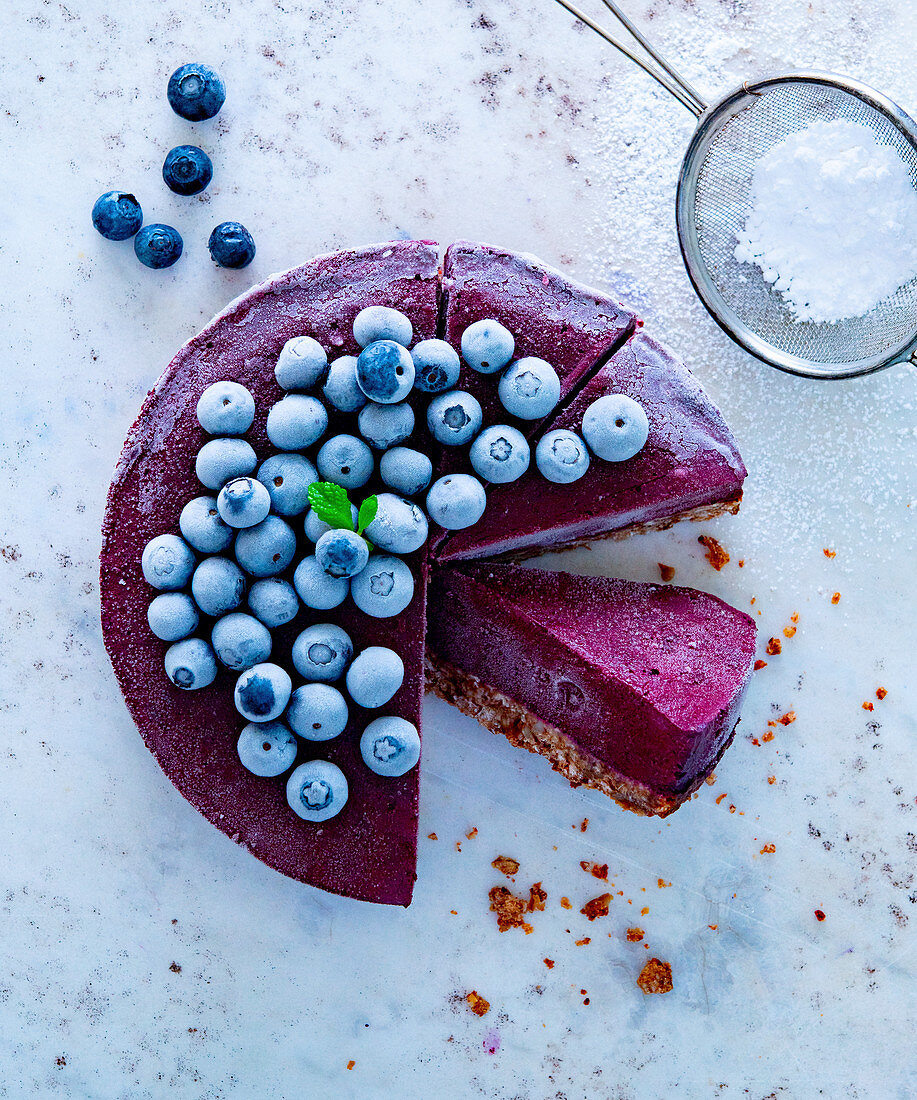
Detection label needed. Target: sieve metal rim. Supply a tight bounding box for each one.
[675,71,917,380]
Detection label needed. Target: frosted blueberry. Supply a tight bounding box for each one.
[234,516,297,577]
[425,474,486,530]
[315,529,370,579]
[304,503,358,545]
[234,662,292,723]
[91,191,142,241]
[266,395,328,451]
[256,453,318,517]
[356,340,415,404]
[211,612,272,671]
[350,554,414,618]
[470,425,530,484]
[236,720,298,778]
[287,683,349,742]
[293,556,350,610]
[345,647,404,709]
[141,533,196,591]
[191,556,246,616]
[460,319,515,374]
[196,437,257,490]
[322,355,367,413]
[217,477,271,529]
[379,447,433,496]
[535,429,590,483]
[164,638,217,691]
[179,496,234,554]
[274,336,328,392]
[364,493,428,554]
[147,592,199,642]
[411,339,461,393]
[353,305,412,348]
[195,381,255,436]
[286,760,348,822]
[292,623,353,683]
[426,390,482,446]
[248,578,300,629]
[316,434,374,490]
[581,394,649,462]
[358,402,414,451]
[498,357,561,420]
[360,717,420,778]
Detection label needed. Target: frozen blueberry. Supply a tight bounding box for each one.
[353,305,412,348]
[141,533,196,591]
[357,402,414,451]
[234,662,292,723]
[315,529,370,579]
[167,63,226,121]
[363,493,428,554]
[162,145,213,196]
[217,477,271,529]
[379,447,433,496]
[287,683,349,742]
[426,390,482,446]
[134,224,183,269]
[426,474,486,530]
[191,556,246,616]
[470,425,530,484]
[360,717,420,777]
[236,720,297,778]
[195,437,257,490]
[316,434,374,490]
[179,496,234,553]
[247,578,299,628]
[286,760,348,822]
[274,337,328,392]
[461,319,515,375]
[257,453,317,517]
[322,355,367,413]
[535,429,590,483]
[196,381,255,436]
[304,503,357,545]
[581,394,649,462]
[164,638,218,691]
[293,556,349,610]
[91,191,142,241]
[345,647,404,709]
[350,554,414,619]
[211,612,272,671]
[266,395,328,451]
[498,357,561,420]
[411,339,461,393]
[292,623,353,683]
[208,221,255,269]
[234,516,297,577]
[356,341,415,404]
[147,592,199,642]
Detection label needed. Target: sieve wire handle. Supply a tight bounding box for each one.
[551,0,708,117]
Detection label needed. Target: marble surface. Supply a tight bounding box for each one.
[2,0,915,1095]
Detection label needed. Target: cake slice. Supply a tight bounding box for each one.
[426,562,757,816]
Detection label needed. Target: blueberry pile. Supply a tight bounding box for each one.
[139,305,649,823]
[92,63,255,271]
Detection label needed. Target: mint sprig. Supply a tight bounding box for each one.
[308,482,354,531]
[357,495,378,535]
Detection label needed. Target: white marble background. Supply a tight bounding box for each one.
[2,0,915,1096]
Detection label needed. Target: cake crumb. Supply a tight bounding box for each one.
[544,958,555,968]
[560,897,572,910]
[640,906,649,915]
[580,818,589,832]
[347,1060,356,1071]
[715,792,728,805]
[489,886,533,933]
[823,548,836,559]
[762,731,774,743]
[754,660,767,670]
[783,625,797,638]
[575,937,591,946]
[580,860,608,880]
[831,592,841,604]
[708,923,718,930]
[657,879,671,888]
[626,927,645,942]
[738,558,745,567]
[169,962,181,974]
[862,701,874,711]
[427,832,438,840]
[876,687,887,700]
[658,563,675,582]
[465,827,478,840]
[466,991,490,1017]
[815,909,826,922]
[637,958,673,995]
[779,710,796,725]
[491,855,519,878]
[704,773,717,786]
[766,637,782,655]
[760,843,776,854]
[698,534,729,570]
[455,842,462,852]
[527,882,547,912]
[767,776,776,785]
[581,894,612,920]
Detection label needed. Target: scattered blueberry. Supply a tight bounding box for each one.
[426,474,486,530]
[535,429,590,483]
[461,319,515,374]
[315,528,370,579]
[134,224,183,269]
[234,662,292,723]
[350,554,414,619]
[265,395,328,451]
[274,336,328,392]
[292,623,354,683]
[162,145,213,196]
[470,425,531,484]
[91,191,143,241]
[345,647,404,709]
[217,477,271,529]
[165,638,218,691]
[498,357,561,420]
[191,556,246,616]
[363,493,428,554]
[234,515,297,577]
[426,390,482,446]
[237,720,298,778]
[256,453,318,516]
[293,555,350,610]
[286,683,349,741]
[167,63,226,121]
[141,533,196,591]
[356,340,415,404]
[379,447,433,496]
[147,592,200,642]
[195,437,257,490]
[179,495,234,553]
[360,717,420,777]
[581,393,649,461]
[211,612,273,671]
[304,503,357,545]
[195,381,255,436]
[322,355,367,413]
[208,221,255,269]
[247,578,300,629]
[353,305,412,348]
[357,401,414,451]
[411,339,461,393]
[315,434,374,490]
[286,760,348,822]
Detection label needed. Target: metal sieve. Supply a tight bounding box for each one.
[553,0,917,379]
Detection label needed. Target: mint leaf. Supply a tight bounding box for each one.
[357,495,378,536]
[307,482,354,530]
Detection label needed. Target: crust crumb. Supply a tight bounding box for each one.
[862,701,874,711]
[580,860,608,880]
[831,591,841,604]
[466,991,490,1017]
[759,843,776,854]
[580,818,589,832]
[779,710,796,725]
[544,958,555,969]
[560,897,572,910]
[581,893,612,920]
[766,637,782,655]
[626,927,645,942]
[465,827,478,840]
[823,548,836,559]
[698,534,729,570]
[658,563,675,582]
[575,936,591,946]
[754,660,767,671]
[657,878,671,888]
[427,832,438,840]
[527,882,547,912]
[491,855,519,878]
[876,687,887,700]
[489,886,532,933]
[637,958,673,995]
[346,1060,355,1071]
